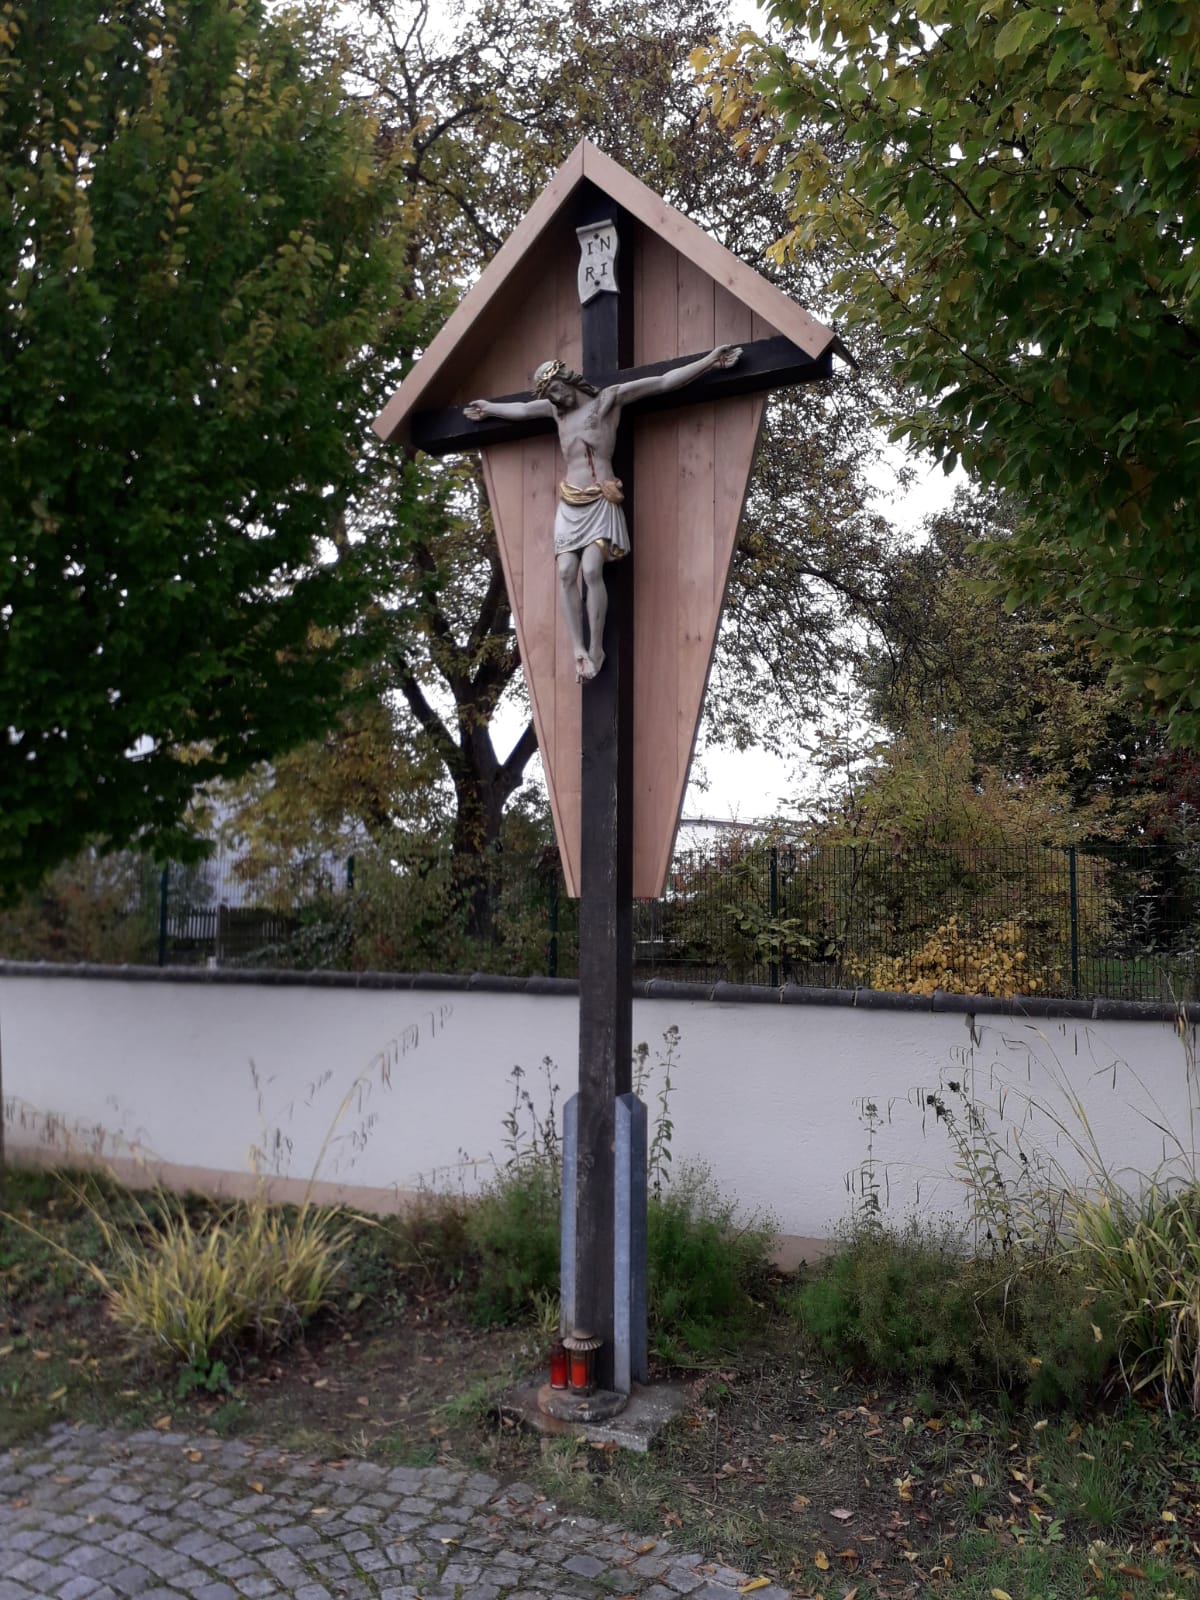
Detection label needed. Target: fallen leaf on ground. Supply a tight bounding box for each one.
[249,1482,264,1494]
[47,1387,67,1402]
[792,1495,811,1511]
[637,1542,657,1555]
[152,1415,171,1431]
[186,1450,202,1463]
[739,1579,769,1592]
[830,1508,853,1521]
[990,1590,1013,1600]
[814,1552,830,1571]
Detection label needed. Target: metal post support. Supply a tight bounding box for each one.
[157,864,169,968]
[1067,844,1080,996]
[548,875,559,979]
[769,844,780,989]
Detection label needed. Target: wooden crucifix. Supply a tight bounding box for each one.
[374,142,847,1403]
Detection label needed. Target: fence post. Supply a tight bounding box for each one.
[548,874,559,979]
[1067,844,1080,995]
[769,844,780,989]
[157,864,169,968]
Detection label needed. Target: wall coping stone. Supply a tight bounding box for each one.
[0,960,1195,1025]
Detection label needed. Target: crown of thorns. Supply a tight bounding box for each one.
[533,360,598,398]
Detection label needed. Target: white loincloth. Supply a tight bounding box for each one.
[553,484,630,560]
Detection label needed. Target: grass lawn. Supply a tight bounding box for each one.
[2,1166,1199,1599]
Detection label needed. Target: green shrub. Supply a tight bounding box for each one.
[791,1220,1112,1407]
[648,1162,776,1361]
[466,1160,561,1326]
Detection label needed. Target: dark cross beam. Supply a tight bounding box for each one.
[410,336,833,456]
[573,185,633,1393]
[412,185,836,1393]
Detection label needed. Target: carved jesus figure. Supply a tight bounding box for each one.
[465,344,741,682]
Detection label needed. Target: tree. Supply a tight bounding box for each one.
[0,0,423,895]
[696,1,1200,739]
[861,486,1160,828]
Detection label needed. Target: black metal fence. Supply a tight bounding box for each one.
[4,840,1199,1002]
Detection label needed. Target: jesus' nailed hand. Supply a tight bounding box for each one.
[464,344,741,684]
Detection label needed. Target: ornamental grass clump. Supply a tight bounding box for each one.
[92,1193,353,1370]
[1070,1183,1200,1415]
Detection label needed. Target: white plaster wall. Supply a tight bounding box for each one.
[3,973,1196,1241]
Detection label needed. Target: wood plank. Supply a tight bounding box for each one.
[714,286,756,604]
[519,437,579,893]
[629,229,680,895]
[632,223,678,367]
[550,253,582,894]
[672,254,716,887]
[632,414,679,899]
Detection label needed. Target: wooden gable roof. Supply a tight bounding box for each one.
[373,139,846,444]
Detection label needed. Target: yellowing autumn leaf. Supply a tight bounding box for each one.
[249,1482,264,1494]
[895,1475,914,1502]
[991,1590,1013,1600]
[814,1551,830,1571]
[738,1579,769,1593]
[47,1386,67,1402]
[791,1494,811,1510]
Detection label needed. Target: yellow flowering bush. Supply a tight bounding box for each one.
[853,914,1054,997]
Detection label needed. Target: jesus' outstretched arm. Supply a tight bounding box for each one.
[608,343,741,409]
[464,396,556,422]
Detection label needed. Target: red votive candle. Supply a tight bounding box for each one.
[549,1340,568,1389]
[569,1349,591,1391]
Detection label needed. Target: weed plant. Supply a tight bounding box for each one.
[893,1025,1200,1413]
[791,1218,1111,1407]
[648,1162,776,1362]
[466,1159,561,1326]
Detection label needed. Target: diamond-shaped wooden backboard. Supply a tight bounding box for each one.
[374,143,841,897]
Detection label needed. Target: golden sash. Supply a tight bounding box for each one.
[559,478,624,506]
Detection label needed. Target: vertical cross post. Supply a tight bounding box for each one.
[570,185,634,1393]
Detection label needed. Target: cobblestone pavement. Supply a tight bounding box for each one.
[1,1425,793,1600]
